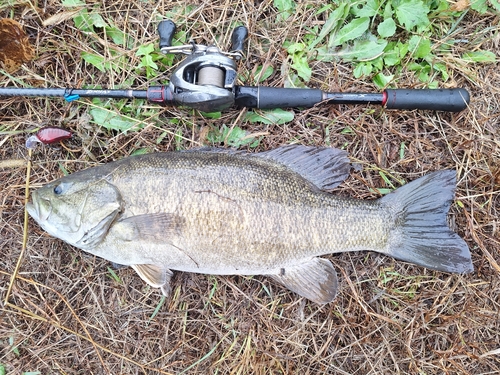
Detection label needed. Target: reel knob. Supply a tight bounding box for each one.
[158,20,176,50]
[230,26,248,57]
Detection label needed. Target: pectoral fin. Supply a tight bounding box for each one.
[113,213,186,241]
[269,258,338,304]
[132,264,173,296]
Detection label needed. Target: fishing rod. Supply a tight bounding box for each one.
[0,20,470,113]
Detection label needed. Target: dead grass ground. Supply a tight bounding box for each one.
[1,0,499,374]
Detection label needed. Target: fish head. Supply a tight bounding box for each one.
[27,174,123,249]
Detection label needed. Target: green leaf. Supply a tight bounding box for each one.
[351,0,379,17]
[398,41,410,59]
[207,125,260,148]
[245,108,294,125]
[73,10,92,32]
[106,26,127,46]
[370,187,393,195]
[383,42,402,66]
[383,2,393,19]
[130,148,150,156]
[139,55,158,70]
[331,17,370,46]
[148,296,166,324]
[81,52,106,72]
[373,72,394,89]
[88,13,107,28]
[383,51,400,66]
[90,107,137,132]
[377,18,396,38]
[62,0,85,6]
[336,38,388,61]
[274,0,295,21]
[461,50,497,63]
[310,4,348,48]
[353,62,373,78]
[395,0,430,31]
[136,43,155,57]
[291,55,312,82]
[286,42,306,54]
[9,337,20,356]
[200,111,222,119]
[286,43,311,82]
[470,0,489,13]
[255,65,274,82]
[222,126,247,147]
[408,36,431,59]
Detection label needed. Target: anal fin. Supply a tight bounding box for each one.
[269,257,338,304]
[132,264,173,296]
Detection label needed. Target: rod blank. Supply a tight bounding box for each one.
[0,86,470,112]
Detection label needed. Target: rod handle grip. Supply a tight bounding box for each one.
[384,88,470,112]
[158,20,176,49]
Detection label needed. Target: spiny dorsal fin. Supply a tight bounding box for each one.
[255,145,351,190]
[186,145,351,190]
[269,257,339,304]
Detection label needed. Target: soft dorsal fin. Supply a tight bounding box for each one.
[255,145,351,190]
[131,264,173,296]
[269,257,339,304]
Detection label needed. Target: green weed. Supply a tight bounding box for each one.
[280,0,497,88]
[207,124,261,148]
[148,296,166,324]
[107,267,122,284]
[245,108,294,126]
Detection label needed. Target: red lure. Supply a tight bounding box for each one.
[35,126,72,144]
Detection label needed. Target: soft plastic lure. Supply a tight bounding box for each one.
[26,126,72,149]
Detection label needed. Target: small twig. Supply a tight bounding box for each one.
[4,148,32,306]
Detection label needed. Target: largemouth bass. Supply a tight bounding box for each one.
[27,146,473,303]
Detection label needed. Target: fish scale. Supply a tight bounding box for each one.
[27,145,473,304]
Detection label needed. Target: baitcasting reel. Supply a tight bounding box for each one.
[148,20,247,112]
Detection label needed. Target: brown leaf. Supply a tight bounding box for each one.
[0,18,34,73]
[450,0,470,11]
[42,9,82,27]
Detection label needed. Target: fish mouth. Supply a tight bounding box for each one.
[26,194,40,222]
[26,201,37,220]
[26,192,51,224]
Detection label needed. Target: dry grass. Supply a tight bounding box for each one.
[1,0,499,374]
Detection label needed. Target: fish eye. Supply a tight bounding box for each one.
[53,184,64,195]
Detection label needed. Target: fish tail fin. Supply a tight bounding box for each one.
[380,170,473,273]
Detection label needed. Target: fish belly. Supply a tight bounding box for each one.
[147,193,392,275]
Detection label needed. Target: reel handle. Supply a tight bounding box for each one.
[158,20,176,49]
[230,26,248,56]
